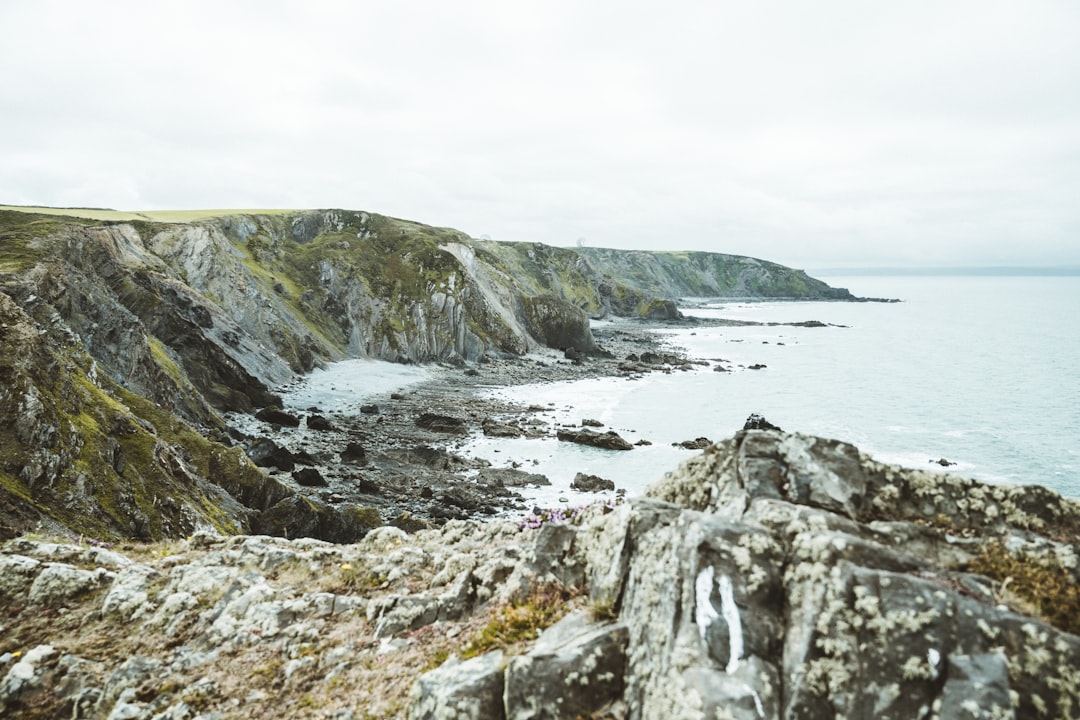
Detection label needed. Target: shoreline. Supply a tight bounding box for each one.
[229,318,714,530]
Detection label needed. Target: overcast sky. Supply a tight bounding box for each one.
[2,1,1079,269]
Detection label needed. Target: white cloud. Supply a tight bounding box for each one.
[2,0,1079,268]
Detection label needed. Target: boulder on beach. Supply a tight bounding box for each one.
[476,468,551,487]
[306,414,335,431]
[556,428,633,451]
[482,418,525,438]
[292,468,328,487]
[254,406,301,427]
[416,412,468,434]
[340,442,367,465]
[570,472,615,492]
[246,438,299,471]
[250,496,380,543]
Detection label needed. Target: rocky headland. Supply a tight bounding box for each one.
[0,206,861,542]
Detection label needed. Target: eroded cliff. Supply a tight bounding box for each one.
[0,206,857,542]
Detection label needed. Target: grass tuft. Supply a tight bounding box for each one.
[460,583,581,659]
[969,541,1080,635]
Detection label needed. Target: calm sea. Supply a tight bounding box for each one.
[460,275,1080,505]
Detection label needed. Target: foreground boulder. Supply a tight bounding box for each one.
[413,429,1080,719]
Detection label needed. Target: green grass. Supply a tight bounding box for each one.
[0,205,299,223]
[460,583,581,659]
[969,541,1080,635]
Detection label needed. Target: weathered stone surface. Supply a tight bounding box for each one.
[0,554,41,602]
[639,298,680,320]
[246,438,298,471]
[28,563,115,606]
[504,613,629,720]
[254,406,301,427]
[743,413,781,431]
[306,414,335,431]
[475,467,550,487]
[565,429,1080,719]
[408,651,506,720]
[251,496,377,543]
[0,644,56,714]
[416,413,467,434]
[339,441,367,465]
[292,467,328,487]
[481,418,524,438]
[100,565,161,620]
[556,429,633,451]
[521,294,598,353]
[938,653,1013,719]
[570,472,615,492]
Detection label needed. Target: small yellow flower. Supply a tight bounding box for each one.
[340,563,353,571]
[12,651,21,658]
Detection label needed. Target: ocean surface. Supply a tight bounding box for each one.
[459,275,1080,506]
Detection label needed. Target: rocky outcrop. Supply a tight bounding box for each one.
[570,472,616,492]
[1,431,1078,717]
[412,430,1080,719]
[0,289,380,544]
[521,294,598,354]
[556,428,634,451]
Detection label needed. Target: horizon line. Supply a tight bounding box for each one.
[810,266,1080,277]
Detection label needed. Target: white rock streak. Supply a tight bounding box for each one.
[927,648,941,679]
[695,566,720,645]
[718,573,744,673]
[695,566,744,674]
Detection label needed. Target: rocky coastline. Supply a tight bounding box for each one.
[1,207,1077,718]
[0,207,873,545]
[220,321,675,531]
[220,313,846,534]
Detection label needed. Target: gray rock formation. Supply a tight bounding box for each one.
[557,428,634,451]
[570,472,616,492]
[410,430,1080,719]
[0,430,1078,717]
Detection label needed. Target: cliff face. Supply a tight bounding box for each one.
[1,431,1077,719]
[0,207,855,541]
[578,246,855,300]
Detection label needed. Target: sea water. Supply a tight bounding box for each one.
[461,275,1080,504]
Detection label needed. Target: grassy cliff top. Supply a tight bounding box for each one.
[0,205,299,223]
